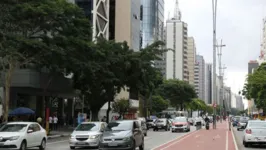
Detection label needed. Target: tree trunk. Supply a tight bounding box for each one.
[106,100,111,123]
[3,62,15,122]
[91,109,99,121]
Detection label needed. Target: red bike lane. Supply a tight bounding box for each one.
[152,121,237,150]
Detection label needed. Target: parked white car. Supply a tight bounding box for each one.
[69,122,107,149]
[243,120,266,147]
[0,122,47,150]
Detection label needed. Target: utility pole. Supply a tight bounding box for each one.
[212,0,218,129]
[217,39,226,123]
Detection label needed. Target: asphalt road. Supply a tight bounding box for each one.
[27,126,196,150]
[233,126,266,150]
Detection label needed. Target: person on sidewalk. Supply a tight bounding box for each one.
[49,116,53,131]
[53,116,58,130]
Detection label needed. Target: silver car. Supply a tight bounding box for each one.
[69,122,107,149]
[243,120,266,147]
[237,117,248,131]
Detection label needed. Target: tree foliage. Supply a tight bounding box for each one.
[157,79,197,110]
[112,98,131,119]
[242,62,266,111]
[0,0,91,121]
[150,95,169,114]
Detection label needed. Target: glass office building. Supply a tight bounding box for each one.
[141,0,164,48]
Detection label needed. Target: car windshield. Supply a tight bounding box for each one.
[240,118,248,122]
[156,119,165,123]
[75,123,99,131]
[0,124,27,132]
[105,121,132,131]
[174,118,187,122]
[249,122,266,128]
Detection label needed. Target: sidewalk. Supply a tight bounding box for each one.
[152,120,238,150]
[47,126,74,139]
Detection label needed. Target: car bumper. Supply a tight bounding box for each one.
[172,126,188,131]
[99,141,133,150]
[237,125,246,129]
[0,139,22,149]
[244,135,266,144]
[69,138,100,147]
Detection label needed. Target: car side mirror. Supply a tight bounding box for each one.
[27,129,33,133]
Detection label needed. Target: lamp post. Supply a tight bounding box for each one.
[212,0,218,129]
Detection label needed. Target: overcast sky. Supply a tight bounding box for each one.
[165,0,266,106]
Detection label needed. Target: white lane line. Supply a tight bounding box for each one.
[231,128,239,150]
[226,131,228,150]
[160,130,199,150]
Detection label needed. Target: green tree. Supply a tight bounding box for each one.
[112,98,131,119]
[150,95,169,114]
[157,79,197,110]
[0,0,91,121]
[242,62,266,112]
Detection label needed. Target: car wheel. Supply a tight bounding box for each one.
[144,132,147,136]
[39,139,46,150]
[20,141,27,150]
[70,146,75,149]
[139,139,144,150]
[243,141,249,147]
[237,128,239,131]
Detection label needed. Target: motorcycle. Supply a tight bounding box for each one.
[206,121,210,130]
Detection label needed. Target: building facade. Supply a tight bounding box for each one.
[205,63,212,104]
[187,37,196,85]
[141,0,164,48]
[195,55,205,101]
[114,0,141,51]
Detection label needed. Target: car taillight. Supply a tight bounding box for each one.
[246,129,252,134]
[238,123,240,126]
[172,123,174,126]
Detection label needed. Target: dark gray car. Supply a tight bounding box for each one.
[99,120,144,150]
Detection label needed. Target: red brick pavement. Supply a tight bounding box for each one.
[152,120,237,150]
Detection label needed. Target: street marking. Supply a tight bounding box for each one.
[150,129,199,150]
[195,134,201,138]
[226,131,228,150]
[231,127,239,150]
[159,130,200,150]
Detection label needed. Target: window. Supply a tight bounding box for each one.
[33,124,41,132]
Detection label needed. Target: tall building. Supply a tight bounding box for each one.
[74,0,109,40]
[224,86,231,110]
[141,0,164,47]
[141,0,165,76]
[194,63,199,96]
[248,60,259,74]
[114,0,141,51]
[165,0,188,81]
[205,63,212,104]
[195,55,205,101]
[187,37,196,85]
[236,95,244,111]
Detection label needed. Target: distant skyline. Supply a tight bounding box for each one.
[165,0,266,108]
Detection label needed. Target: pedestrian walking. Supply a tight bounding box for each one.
[49,116,53,130]
[53,116,58,130]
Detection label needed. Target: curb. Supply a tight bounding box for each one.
[48,134,70,139]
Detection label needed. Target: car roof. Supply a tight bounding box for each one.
[7,122,36,125]
[81,122,104,124]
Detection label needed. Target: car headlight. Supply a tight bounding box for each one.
[70,135,75,139]
[90,135,100,139]
[123,137,131,142]
[10,136,20,141]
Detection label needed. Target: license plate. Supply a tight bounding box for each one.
[108,142,118,146]
[77,142,86,145]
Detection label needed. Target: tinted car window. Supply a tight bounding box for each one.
[76,123,99,131]
[105,121,133,131]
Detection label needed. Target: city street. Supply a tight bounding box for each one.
[233,126,266,150]
[27,127,196,150]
